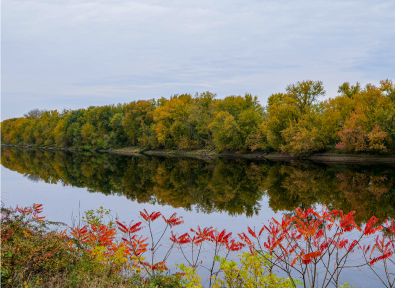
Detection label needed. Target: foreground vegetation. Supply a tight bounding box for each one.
[2,203,395,287]
[2,79,395,156]
[0,204,184,288]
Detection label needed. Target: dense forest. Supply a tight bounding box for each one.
[2,147,395,223]
[2,80,395,156]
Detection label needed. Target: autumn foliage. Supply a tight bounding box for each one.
[239,207,395,287]
[2,203,395,287]
[2,79,394,156]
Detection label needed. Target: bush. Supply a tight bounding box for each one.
[1,204,79,286]
[211,253,300,288]
[1,204,184,288]
[3,203,395,288]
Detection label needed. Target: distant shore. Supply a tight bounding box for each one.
[3,143,395,164]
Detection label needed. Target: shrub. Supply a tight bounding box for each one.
[2,203,395,288]
[211,253,300,288]
[1,204,184,287]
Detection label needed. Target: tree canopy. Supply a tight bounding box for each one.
[2,79,395,156]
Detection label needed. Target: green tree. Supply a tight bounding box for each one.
[81,123,96,146]
[122,100,156,147]
[286,80,326,114]
[210,94,263,152]
[337,82,362,98]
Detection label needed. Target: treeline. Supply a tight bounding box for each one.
[2,80,395,155]
[2,147,395,222]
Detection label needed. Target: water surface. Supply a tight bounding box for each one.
[2,147,394,287]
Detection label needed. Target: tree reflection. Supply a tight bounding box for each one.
[2,147,395,222]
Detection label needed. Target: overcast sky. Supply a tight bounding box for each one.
[2,0,395,120]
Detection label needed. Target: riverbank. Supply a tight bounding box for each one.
[3,143,395,164]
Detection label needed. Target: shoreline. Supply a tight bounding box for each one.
[2,143,395,164]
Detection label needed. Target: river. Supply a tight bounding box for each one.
[1,147,394,287]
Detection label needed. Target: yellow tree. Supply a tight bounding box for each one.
[153,94,201,149]
[264,92,300,151]
[122,100,156,147]
[81,123,96,145]
[263,81,327,154]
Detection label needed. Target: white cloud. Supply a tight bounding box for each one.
[2,0,395,119]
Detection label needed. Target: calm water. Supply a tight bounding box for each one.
[2,147,395,287]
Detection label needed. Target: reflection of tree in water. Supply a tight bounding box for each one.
[24,174,43,183]
[1,148,264,216]
[263,162,341,212]
[262,161,395,223]
[2,147,395,222]
[121,157,264,216]
[336,170,395,222]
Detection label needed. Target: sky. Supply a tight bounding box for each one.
[2,0,395,120]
